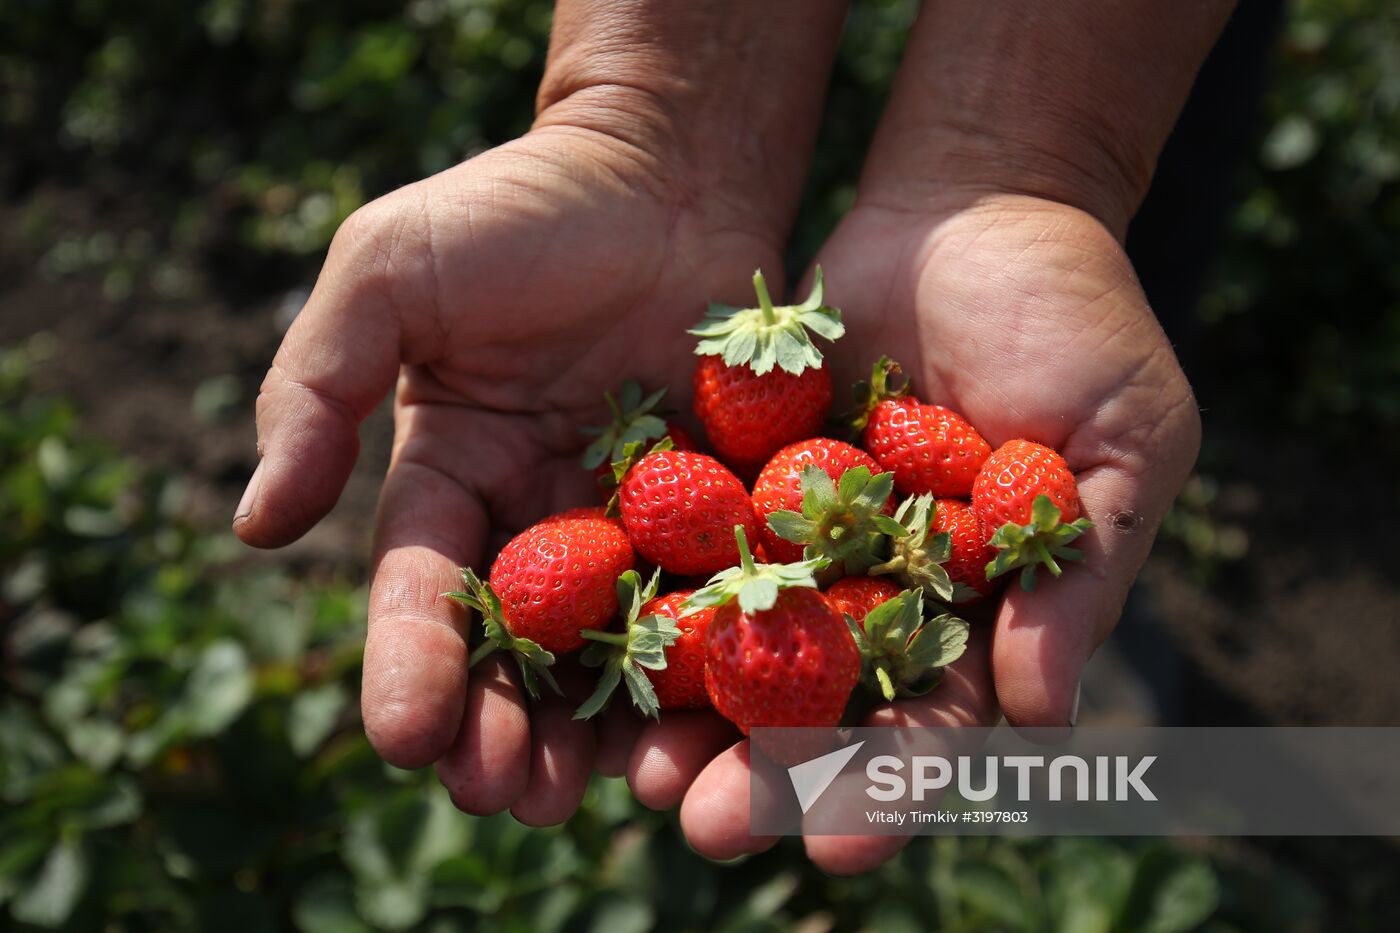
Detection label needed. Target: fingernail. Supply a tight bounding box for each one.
[235,460,264,522]
[1068,679,1082,728]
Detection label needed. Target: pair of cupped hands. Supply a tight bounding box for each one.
[231,88,1201,873]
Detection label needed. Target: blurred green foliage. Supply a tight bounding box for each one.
[1196,0,1400,438]
[0,347,1329,931]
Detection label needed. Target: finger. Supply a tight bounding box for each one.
[627,710,741,810]
[363,419,488,768]
[804,621,999,875]
[510,681,598,827]
[992,453,1191,728]
[435,653,531,815]
[594,702,646,779]
[234,194,441,547]
[679,742,781,861]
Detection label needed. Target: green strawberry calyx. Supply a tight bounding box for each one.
[845,589,970,701]
[682,526,828,616]
[688,266,844,377]
[445,567,560,699]
[579,380,673,471]
[985,494,1095,592]
[602,435,675,515]
[846,355,911,433]
[573,569,682,721]
[767,465,906,579]
[869,493,957,603]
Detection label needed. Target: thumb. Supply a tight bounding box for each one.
[233,191,440,548]
[990,404,1201,728]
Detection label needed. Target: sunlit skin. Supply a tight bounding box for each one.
[235,0,1220,876]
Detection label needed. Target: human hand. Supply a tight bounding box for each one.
[232,0,849,825]
[614,191,1200,872]
[616,0,1226,871]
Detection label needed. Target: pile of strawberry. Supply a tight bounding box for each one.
[449,269,1093,739]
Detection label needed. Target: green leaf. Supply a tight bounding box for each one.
[578,382,674,469]
[684,526,827,616]
[289,683,348,757]
[621,665,661,719]
[985,496,1094,589]
[574,571,675,719]
[10,840,88,928]
[294,876,372,933]
[184,640,254,736]
[688,268,844,376]
[63,719,124,771]
[573,662,623,721]
[951,860,1033,931]
[76,776,142,830]
[1126,849,1221,933]
[450,568,559,699]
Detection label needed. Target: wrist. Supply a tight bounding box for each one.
[857,0,1234,238]
[533,0,848,236]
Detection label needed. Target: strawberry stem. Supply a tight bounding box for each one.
[580,629,628,647]
[752,269,777,325]
[736,524,759,573]
[468,641,498,667]
[1033,539,1063,577]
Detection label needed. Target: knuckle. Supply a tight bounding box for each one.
[329,192,432,294]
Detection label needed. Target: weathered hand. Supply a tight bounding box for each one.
[616,192,1200,872]
[233,122,784,825]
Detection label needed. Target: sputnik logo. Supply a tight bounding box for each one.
[787,741,866,814]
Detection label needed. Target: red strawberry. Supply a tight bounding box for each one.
[687,529,858,741]
[639,589,712,710]
[972,440,1094,591]
[449,511,634,696]
[846,589,970,702]
[616,445,760,576]
[596,424,696,486]
[824,576,903,628]
[692,356,830,473]
[932,499,998,601]
[573,571,692,720]
[690,268,844,472]
[851,357,990,497]
[752,439,886,563]
[538,506,615,525]
[579,381,697,487]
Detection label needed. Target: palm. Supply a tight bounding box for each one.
[625,195,1200,873]
[386,134,781,539]
[242,132,784,824]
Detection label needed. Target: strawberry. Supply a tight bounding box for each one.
[448,511,634,696]
[850,357,990,498]
[765,465,904,580]
[845,589,970,702]
[752,439,886,564]
[639,588,713,710]
[933,498,998,601]
[685,528,858,738]
[972,439,1094,590]
[871,494,955,602]
[538,506,615,524]
[824,576,903,628]
[572,570,683,720]
[579,380,696,487]
[690,268,844,472]
[614,441,760,576]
